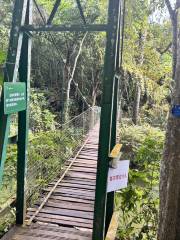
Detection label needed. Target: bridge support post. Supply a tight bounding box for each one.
[93,1,121,239]
[16,0,32,225]
[0,0,29,185]
[106,0,123,233]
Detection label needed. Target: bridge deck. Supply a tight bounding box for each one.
[2,125,99,240]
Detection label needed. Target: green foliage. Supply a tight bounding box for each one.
[0,51,6,64]
[29,90,57,132]
[0,209,15,237]
[0,50,6,85]
[0,74,3,86]
[27,128,81,200]
[117,124,165,240]
[0,145,17,206]
[121,0,172,124]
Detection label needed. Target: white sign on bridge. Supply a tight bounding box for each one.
[107,160,130,193]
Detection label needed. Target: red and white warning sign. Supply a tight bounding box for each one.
[107,160,130,193]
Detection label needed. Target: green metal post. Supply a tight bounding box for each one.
[93,1,121,239]
[105,1,123,232]
[111,0,122,147]
[16,0,32,225]
[0,0,28,184]
[0,112,11,184]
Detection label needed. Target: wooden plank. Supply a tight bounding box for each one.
[51,178,96,185]
[105,212,119,240]
[18,228,92,239]
[67,172,96,180]
[34,201,94,212]
[83,146,98,150]
[44,188,95,197]
[46,185,95,192]
[51,192,95,201]
[13,233,90,240]
[30,224,92,236]
[62,179,96,186]
[81,150,98,153]
[48,182,96,190]
[45,186,94,193]
[65,162,97,168]
[48,195,94,204]
[1,226,19,240]
[79,150,98,154]
[67,159,97,165]
[27,210,93,222]
[32,216,93,229]
[77,155,98,160]
[70,167,97,173]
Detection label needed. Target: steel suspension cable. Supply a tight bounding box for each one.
[32,0,64,63]
[120,0,126,68]
[32,0,92,108]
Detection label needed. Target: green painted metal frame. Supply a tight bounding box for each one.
[105,0,124,234]
[75,0,87,25]
[16,0,32,224]
[93,0,123,239]
[21,24,108,32]
[0,0,32,224]
[0,0,29,184]
[0,0,124,237]
[47,0,62,24]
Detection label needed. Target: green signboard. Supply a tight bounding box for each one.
[4,82,27,114]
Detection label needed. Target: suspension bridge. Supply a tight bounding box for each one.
[0,0,125,239]
[2,118,99,240]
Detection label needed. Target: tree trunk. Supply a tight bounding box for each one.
[64,33,87,122]
[92,92,97,107]
[132,82,141,124]
[158,32,180,240]
[132,29,146,124]
[172,17,178,79]
[165,0,179,79]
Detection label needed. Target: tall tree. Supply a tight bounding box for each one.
[165,0,180,79]
[63,33,87,121]
[158,1,180,239]
[132,29,147,124]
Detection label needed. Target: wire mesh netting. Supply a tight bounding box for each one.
[0,106,100,235]
[0,114,18,235]
[26,106,100,204]
[0,114,18,202]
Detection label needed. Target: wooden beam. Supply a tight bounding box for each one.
[105,212,119,240]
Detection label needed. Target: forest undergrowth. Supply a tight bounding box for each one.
[116,122,165,240]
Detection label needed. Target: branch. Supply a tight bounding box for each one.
[165,0,175,20]
[69,33,87,81]
[175,0,180,9]
[156,42,172,55]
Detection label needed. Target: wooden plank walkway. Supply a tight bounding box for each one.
[2,125,99,240]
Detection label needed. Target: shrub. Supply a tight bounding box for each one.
[116,123,165,240]
[26,128,82,200]
[29,90,56,132]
